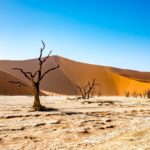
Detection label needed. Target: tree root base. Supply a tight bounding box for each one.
[33,105,47,111]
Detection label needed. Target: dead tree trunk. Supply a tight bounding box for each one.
[12,41,59,111]
[147,90,150,99]
[32,82,42,110]
[125,91,130,98]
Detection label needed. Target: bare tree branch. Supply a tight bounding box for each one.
[87,79,96,99]
[39,40,45,63]
[76,85,85,99]
[12,68,32,80]
[42,50,52,64]
[38,41,52,66]
[87,79,95,93]
[8,81,26,87]
[32,70,39,78]
[40,64,59,81]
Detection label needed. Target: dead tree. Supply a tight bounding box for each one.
[8,81,26,87]
[87,79,97,99]
[138,93,142,99]
[76,79,97,99]
[143,91,147,99]
[147,90,150,99]
[132,91,138,98]
[12,41,59,111]
[125,91,130,98]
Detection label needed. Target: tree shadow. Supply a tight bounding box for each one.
[38,106,59,112]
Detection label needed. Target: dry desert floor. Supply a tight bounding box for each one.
[0,96,150,150]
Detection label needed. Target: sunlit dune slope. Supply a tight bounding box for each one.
[0,56,150,95]
[111,67,150,82]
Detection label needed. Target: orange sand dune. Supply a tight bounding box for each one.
[110,67,150,82]
[0,56,150,96]
[0,71,30,95]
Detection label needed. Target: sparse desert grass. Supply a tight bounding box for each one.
[0,96,150,150]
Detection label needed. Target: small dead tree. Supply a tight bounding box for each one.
[8,80,28,96]
[125,91,130,98]
[76,79,97,99]
[143,91,147,99]
[12,41,59,111]
[132,91,138,98]
[138,93,142,98]
[147,89,150,99]
[8,81,26,87]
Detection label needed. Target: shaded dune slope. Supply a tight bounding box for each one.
[0,56,150,95]
[0,71,30,95]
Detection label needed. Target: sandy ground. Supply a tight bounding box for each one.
[0,96,150,150]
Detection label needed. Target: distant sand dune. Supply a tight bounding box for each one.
[0,56,150,95]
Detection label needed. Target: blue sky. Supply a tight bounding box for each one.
[0,0,150,71]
